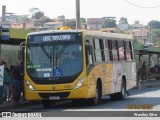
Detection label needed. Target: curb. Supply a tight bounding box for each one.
[133,80,160,90]
[0,100,40,111]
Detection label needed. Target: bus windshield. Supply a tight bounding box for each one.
[26,33,83,79]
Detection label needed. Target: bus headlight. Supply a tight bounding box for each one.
[26,81,36,91]
[73,77,85,89]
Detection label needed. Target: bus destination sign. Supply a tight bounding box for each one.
[43,35,73,42]
[29,34,77,42]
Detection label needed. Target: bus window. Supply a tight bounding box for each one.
[130,41,134,60]
[112,40,118,61]
[125,41,132,61]
[104,40,110,62]
[108,40,113,61]
[118,41,125,60]
[85,40,94,66]
[94,39,102,62]
[99,39,105,61]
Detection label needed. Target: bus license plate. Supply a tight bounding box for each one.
[49,96,60,100]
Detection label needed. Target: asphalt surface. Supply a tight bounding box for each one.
[1,79,160,112]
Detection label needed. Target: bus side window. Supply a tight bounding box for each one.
[129,41,134,60]
[118,41,125,60]
[112,40,119,61]
[85,40,94,66]
[99,39,105,61]
[125,41,132,61]
[104,40,110,62]
[94,39,102,62]
[108,40,113,61]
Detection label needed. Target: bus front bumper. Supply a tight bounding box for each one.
[25,85,89,100]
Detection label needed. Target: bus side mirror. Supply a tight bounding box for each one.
[18,50,22,60]
[18,42,25,60]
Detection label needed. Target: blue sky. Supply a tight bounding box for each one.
[1,0,160,24]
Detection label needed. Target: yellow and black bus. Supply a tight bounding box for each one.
[23,28,137,108]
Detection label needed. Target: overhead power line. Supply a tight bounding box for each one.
[124,0,160,8]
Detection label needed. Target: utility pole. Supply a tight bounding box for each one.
[150,24,152,43]
[0,6,6,61]
[76,0,80,29]
[2,6,6,22]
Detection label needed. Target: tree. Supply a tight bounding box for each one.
[29,8,39,17]
[29,8,44,19]
[152,29,160,36]
[63,21,76,28]
[119,17,128,24]
[80,18,86,24]
[40,16,52,23]
[21,15,31,22]
[148,20,160,29]
[32,11,44,19]
[102,19,117,28]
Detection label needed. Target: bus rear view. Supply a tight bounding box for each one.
[24,31,87,108]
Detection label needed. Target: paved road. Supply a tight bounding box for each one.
[1,87,160,119]
[12,87,160,113]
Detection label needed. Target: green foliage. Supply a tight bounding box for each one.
[63,21,76,28]
[29,8,39,16]
[152,29,160,36]
[119,17,128,24]
[102,19,116,28]
[29,8,44,19]
[80,18,86,24]
[32,11,44,19]
[155,38,160,46]
[10,28,35,39]
[148,20,160,29]
[40,16,52,23]
[21,15,31,22]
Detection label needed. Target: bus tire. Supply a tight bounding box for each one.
[89,82,102,105]
[110,79,126,100]
[72,99,85,105]
[42,100,53,108]
[110,93,118,100]
[118,79,126,100]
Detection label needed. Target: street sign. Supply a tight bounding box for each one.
[0,24,10,40]
[0,65,4,86]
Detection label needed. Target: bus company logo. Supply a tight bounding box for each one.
[52,86,56,90]
[64,85,71,89]
[2,112,12,117]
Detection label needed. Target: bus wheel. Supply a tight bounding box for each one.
[72,99,85,105]
[119,80,126,100]
[110,93,118,100]
[110,79,126,100]
[90,83,102,105]
[42,100,53,108]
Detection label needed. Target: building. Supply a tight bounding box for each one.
[43,22,63,29]
[131,21,145,29]
[87,17,106,30]
[117,24,130,31]
[58,15,65,22]
[130,21,150,45]
[132,28,150,44]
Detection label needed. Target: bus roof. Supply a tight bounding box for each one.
[27,29,133,40]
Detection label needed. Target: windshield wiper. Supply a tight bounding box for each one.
[28,42,52,59]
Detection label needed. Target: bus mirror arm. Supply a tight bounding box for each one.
[18,42,25,60]
[20,42,25,50]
